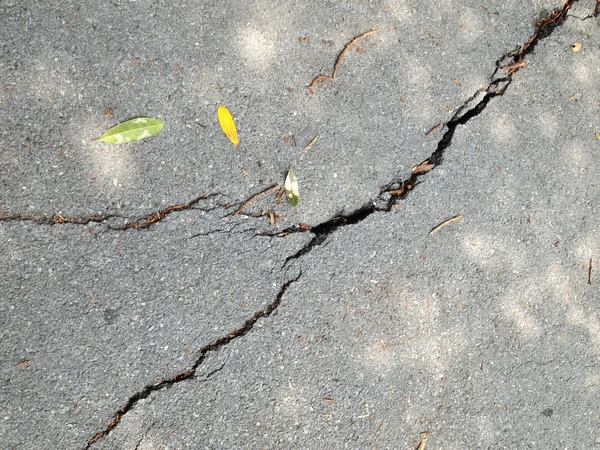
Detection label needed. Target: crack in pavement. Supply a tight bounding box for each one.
[0,2,588,241]
[109,193,222,230]
[85,272,301,448]
[0,193,222,229]
[5,3,590,447]
[0,210,116,226]
[277,0,584,267]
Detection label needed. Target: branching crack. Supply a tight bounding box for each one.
[110,193,221,230]
[277,0,581,266]
[85,272,302,448]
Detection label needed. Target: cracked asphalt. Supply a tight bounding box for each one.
[1,0,599,448]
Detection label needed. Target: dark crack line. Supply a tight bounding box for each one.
[0,211,117,226]
[0,193,222,229]
[279,0,580,267]
[85,272,302,448]
[187,221,248,239]
[200,360,227,382]
[109,193,221,230]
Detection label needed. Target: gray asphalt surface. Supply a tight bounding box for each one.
[1,0,599,449]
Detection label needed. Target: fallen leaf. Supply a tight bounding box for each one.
[285,168,300,207]
[217,105,238,147]
[595,132,600,139]
[104,107,114,119]
[94,118,164,144]
[571,42,582,52]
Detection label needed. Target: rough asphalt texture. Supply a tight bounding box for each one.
[1,0,599,448]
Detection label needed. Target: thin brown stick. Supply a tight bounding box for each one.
[504,59,526,76]
[228,185,280,216]
[308,27,380,93]
[589,258,593,286]
[274,186,286,205]
[301,136,319,153]
[430,214,463,235]
[425,123,443,136]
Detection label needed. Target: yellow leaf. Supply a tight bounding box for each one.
[571,42,582,52]
[218,105,238,147]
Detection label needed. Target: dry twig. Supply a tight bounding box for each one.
[301,135,319,153]
[308,27,380,93]
[425,123,443,136]
[430,214,463,235]
[228,185,280,216]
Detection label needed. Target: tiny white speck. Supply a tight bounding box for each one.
[113,179,118,186]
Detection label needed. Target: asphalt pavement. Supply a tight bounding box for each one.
[1,0,599,448]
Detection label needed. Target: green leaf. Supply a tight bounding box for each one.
[284,168,300,207]
[94,117,164,144]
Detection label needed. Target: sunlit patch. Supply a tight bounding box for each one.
[583,373,600,394]
[385,0,413,19]
[536,111,559,141]
[567,306,600,346]
[546,264,579,308]
[272,378,312,419]
[490,113,517,142]
[500,286,541,338]
[457,8,485,41]
[361,338,397,371]
[463,232,496,262]
[238,26,277,70]
[75,118,135,192]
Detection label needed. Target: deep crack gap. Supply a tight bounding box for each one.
[282,0,579,265]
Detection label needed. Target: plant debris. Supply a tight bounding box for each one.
[412,161,436,174]
[417,432,432,450]
[218,105,239,147]
[425,123,443,136]
[285,168,300,207]
[308,27,380,93]
[504,59,526,76]
[94,117,164,144]
[301,136,319,153]
[429,214,463,235]
[228,185,280,216]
